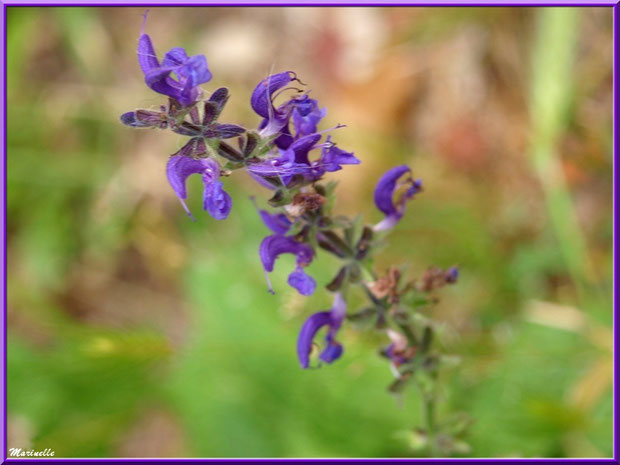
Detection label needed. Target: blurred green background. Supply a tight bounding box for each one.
[6,6,613,458]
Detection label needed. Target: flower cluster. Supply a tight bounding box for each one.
[121,18,464,455]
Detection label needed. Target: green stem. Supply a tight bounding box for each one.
[422,389,439,456]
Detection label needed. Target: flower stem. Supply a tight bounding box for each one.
[414,377,439,457]
[422,392,439,457]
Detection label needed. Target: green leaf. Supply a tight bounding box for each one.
[268,189,293,207]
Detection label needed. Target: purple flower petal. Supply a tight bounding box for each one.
[259,235,314,272]
[201,157,220,183]
[137,31,211,107]
[258,210,292,235]
[320,136,360,172]
[273,123,294,150]
[167,156,210,200]
[144,65,185,104]
[251,71,295,118]
[162,47,188,66]
[203,180,232,220]
[445,266,459,283]
[166,156,220,218]
[180,54,211,86]
[373,165,422,231]
[287,267,317,296]
[374,165,411,216]
[297,311,331,369]
[319,339,343,364]
[285,133,322,165]
[292,96,326,137]
[137,33,160,75]
[246,156,297,187]
[297,293,347,369]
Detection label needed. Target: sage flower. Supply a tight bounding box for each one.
[373,165,422,231]
[297,293,346,368]
[259,235,316,295]
[166,156,231,220]
[292,95,326,138]
[319,136,360,172]
[138,28,211,107]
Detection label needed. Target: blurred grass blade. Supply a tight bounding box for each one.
[528,8,594,302]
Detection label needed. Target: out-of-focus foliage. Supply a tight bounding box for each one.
[6,6,612,458]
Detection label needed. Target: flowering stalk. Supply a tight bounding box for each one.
[121,15,468,456]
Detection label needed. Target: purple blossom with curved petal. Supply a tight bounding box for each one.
[251,72,329,150]
[166,156,231,220]
[319,136,360,172]
[137,26,211,107]
[246,133,323,187]
[259,235,315,295]
[373,165,422,231]
[284,133,322,165]
[250,196,293,235]
[203,180,232,220]
[251,72,295,119]
[292,95,326,138]
[246,156,297,187]
[297,293,347,368]
[258,210,292,235]
[287,267,317,296]
[251,72,296,141]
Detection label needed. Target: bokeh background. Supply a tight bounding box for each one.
[6,6,613,458]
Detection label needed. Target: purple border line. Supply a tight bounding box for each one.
[1,457,609,462]
[0,457,607,462]
[1,1,617,463]
[614,2,618,463]
[0,1,618,6]
[2,1,7,464]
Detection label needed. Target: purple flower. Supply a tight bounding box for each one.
[373,165,422,231]
[297,293,347,369]
[166,156,231,220]
[246,132,357,190]
[383,330,415,368]
[137,20,211,107]
[445,266,459,283]
[251,72,296,142]
[287,267,317,296]
[259,210,292,235]
[250,196,293,235]
[292,95,326,138]
[253,202,293,235]
[251,72,328,150]
[246,133,324,188]
[203,180,232,220]
[284,133,322,165]
[319,136,360,172]
[246,156,297,188]
[259,235,315,295]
